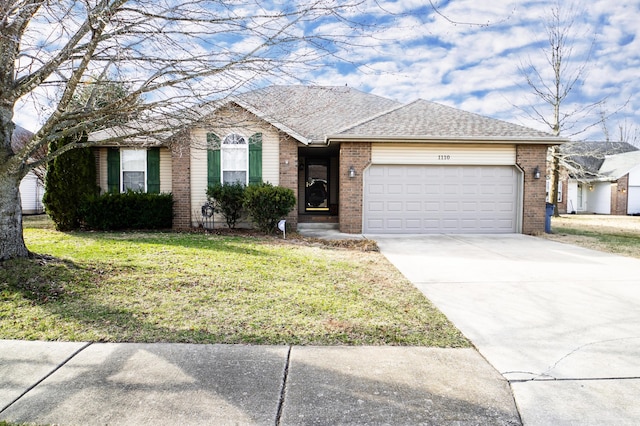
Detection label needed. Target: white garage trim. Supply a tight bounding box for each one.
[363,164,522,234]
[371,144,516,165]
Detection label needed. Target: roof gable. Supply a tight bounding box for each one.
[10,125,33,152]
[233,85,401,144]
[599,150,640,179]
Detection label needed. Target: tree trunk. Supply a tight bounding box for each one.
[0,170,29,260]
[549,145,561,217]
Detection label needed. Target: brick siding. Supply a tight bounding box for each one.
[171,144,192,230]
[278,132,299,230]
[611,174,629,215]
[517,144,550,235]
[338,142,371,233]
[557,178,568,213]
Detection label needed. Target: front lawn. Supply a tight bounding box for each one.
[0,216,468,347]
[546,214,640,259]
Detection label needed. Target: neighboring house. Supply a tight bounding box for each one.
[19,171,45,214]
[557,141,639,215]
[12,125,45,215]
[91,85,565,234]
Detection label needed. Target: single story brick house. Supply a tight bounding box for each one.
[91,85,565,234]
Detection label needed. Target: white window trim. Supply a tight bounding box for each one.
[121,149,147,192]
[221,133,249,185]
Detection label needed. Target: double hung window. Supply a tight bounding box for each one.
[121,149,146,192]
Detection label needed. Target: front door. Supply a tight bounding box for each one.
[577,183,585,211]
[305,159,329,212]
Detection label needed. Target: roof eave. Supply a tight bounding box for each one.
[326,135,568,144]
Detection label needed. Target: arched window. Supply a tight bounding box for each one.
[221,133,248,184]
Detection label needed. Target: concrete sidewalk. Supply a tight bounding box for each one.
[0,340,521,425]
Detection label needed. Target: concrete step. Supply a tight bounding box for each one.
[297,222,339,230]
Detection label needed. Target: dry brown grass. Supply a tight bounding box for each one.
[543,215,640,258]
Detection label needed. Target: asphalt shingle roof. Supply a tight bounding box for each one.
[233,86,562,143]
[336,99,556,140]
[235,86,401,144]
[559,141,638,177]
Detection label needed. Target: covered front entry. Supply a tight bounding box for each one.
[363,164,520,233]
[304,158,330,212]
[298,146,339,220]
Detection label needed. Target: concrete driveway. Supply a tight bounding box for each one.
[370,234,640,425]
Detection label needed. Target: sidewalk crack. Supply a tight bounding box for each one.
[275,345,292,426]
[0,341,93,414]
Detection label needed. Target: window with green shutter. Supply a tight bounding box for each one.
[249,133,262,185]
[207,133,221,187]
[108,147,160,193]
[147,148,160,193]
[107,148,120,192]
[207,132,262,186]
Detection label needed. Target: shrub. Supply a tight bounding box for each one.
[206,182,246,228]
[80,191,173,230]
[244,183,296,233]
[43,134,98,231]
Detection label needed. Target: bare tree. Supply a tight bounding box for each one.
[517,1,602,215]
[618,121,640,147]
[0,0,374,260]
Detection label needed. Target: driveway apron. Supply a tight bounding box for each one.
[371,234,640,425]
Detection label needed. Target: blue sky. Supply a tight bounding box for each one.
[14,0,640,142]
[304,0,640,142]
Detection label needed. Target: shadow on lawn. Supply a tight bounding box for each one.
[1,253,235,343]
[61,229,274,257]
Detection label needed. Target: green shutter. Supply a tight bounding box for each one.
[107,148,120,193]
[147,148,160,193]
[207,133,221,187]
[248,133,262,185]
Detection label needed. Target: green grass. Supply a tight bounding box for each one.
[0,216,468,347]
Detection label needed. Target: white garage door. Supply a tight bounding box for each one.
[363,165,520,234]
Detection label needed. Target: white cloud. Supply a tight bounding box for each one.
[12,0,640,141]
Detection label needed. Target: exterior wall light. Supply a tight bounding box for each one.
[533,166,541,179]
[348,165,356,178]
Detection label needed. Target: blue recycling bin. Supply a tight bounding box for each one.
[545,203,554,233]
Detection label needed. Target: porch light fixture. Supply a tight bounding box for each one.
[348,165,356,178]
[589,185,594,191]
[533,166,541,179]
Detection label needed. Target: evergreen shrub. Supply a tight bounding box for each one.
[244,183,295,233]
[81,192,173,230]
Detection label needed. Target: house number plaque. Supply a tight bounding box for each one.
[437,155,451,160]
